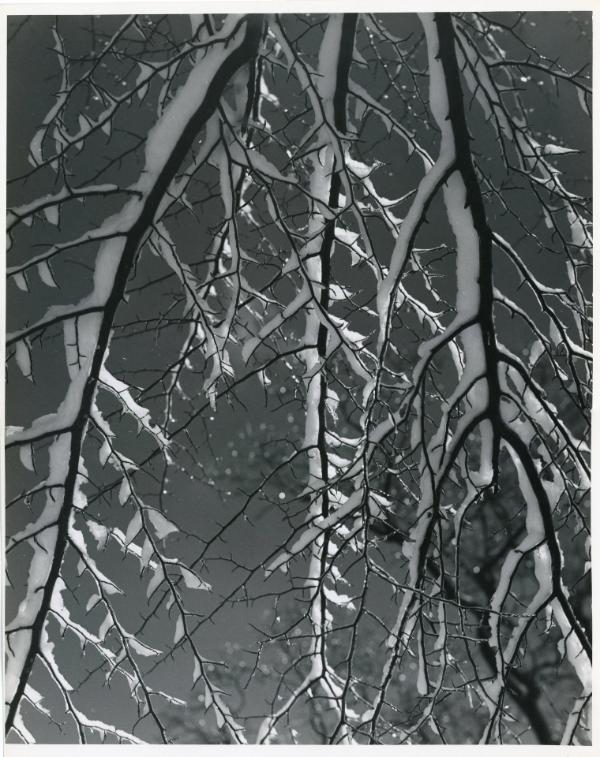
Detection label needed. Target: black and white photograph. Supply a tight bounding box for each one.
[4,7,593,747]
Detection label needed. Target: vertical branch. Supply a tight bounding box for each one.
[433,12,591,742]
[257,13,357,744]
[307,14,358,743]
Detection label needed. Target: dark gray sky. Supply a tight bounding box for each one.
[5,11,592,745]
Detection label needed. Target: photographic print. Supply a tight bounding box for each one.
[5,10,592,746]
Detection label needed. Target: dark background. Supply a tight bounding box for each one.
[5,12,592,744]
